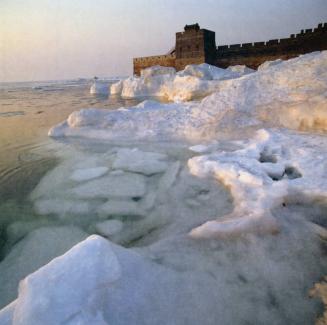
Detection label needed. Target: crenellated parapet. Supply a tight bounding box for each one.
[215,23,327,68]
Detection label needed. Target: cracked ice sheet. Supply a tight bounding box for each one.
[188,128,327,239]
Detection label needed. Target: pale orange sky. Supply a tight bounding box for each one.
[1,0,327,82]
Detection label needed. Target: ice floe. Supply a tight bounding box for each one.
[34,198,91,216]
[70,167,109,182]
[112,148,169,175]
[71,173,147,199]
[97,200,145,218]
[90,79,109,95]
[94,220,124,237]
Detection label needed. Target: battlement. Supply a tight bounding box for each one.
[215,23,327,68]
[217,23,327,51]
[133,54,175,63]
[133,23,327,75]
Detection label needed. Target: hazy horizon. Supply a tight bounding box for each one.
[1,0,327,82]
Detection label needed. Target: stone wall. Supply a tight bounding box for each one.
[133,54,176,76]
[133,23,327,75]
[215,23,327,69]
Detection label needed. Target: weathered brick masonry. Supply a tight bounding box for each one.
[133,23,327,75]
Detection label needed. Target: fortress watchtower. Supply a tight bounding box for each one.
[133,23,327,75]
[175,24,216,70]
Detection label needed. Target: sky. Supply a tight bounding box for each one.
[1,0,327,82]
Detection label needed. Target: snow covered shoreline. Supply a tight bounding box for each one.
[1,52,327,324]
[51,51,327,142]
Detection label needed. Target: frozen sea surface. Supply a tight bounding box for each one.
[1,54,327,325]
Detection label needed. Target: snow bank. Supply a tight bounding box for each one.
[188,128,327,239]
[110,63,254,101]
[50,51,327,141]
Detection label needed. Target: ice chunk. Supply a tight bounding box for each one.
[180,63,215,80]
[90,80,109,95]
[189,214,278,239]
[70,167,109,182]
[189,144,210,153]
[0,226,88,309]
[225,65,254,77]
[141,191,157,210]
[0,301,15,325]
[34,198,90,216]
[71,173,147,199]
[258,59,283,71]
[110,80,123,95]
[5,221,51,249]
[95,220,124,237]
[112,148,168,175]
[140,65,176,78]
[157,161,180,194]
[179,63,253,80]
[97,200,146,218]
[188,128,327,239]
[12,236,121,325]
